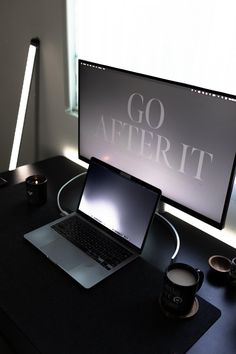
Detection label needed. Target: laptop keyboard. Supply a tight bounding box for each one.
[51,216,132,270]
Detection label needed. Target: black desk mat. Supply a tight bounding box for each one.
[0,183,221,354]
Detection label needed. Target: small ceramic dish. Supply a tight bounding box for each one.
[208,255,231,273]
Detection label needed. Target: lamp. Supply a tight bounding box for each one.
[9,38,40,171]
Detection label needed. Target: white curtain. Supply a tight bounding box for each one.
[74,0,236,95]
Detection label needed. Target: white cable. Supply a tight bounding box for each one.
[57,171,87,216]
[156,212,180,262]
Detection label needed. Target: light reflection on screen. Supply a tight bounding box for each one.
[78,159,160,249]
[79,197,120,232]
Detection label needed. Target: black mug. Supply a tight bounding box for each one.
[160,262,204,317]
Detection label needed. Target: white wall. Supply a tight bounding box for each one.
[0,1,235,248]
[0,0,76,172]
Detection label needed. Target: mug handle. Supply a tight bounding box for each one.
[195,269,204,290]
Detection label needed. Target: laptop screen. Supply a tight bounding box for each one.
[78,158,161,250]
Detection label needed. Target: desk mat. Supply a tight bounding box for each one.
[0,183,221,354]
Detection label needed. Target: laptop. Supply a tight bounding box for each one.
[24,157,161,288]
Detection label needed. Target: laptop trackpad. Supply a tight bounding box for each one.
[41,237,93,271]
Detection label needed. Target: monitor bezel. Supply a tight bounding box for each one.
[78,59,236,230]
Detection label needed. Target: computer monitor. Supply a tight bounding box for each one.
[78,59,236,230]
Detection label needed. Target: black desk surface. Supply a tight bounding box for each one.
[0,156,236,354]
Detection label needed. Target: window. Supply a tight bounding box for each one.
[66,0,236,113]
[65,0,236,247]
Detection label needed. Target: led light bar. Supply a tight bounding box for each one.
[9,38,40,171]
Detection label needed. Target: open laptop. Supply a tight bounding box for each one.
[24,157,161,288]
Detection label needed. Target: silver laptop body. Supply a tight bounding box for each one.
[24,157,161,288]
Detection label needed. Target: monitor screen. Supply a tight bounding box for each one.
[78,59,236,229]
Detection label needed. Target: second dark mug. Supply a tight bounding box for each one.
[160,262,204,317]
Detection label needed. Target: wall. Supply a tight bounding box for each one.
[0,0,76,172]
[0,1,235,248]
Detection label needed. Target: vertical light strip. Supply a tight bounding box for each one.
[66,0,77,112]
[9,43,37,171]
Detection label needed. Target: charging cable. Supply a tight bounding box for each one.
[57,171,87,216]
[156,212,180,262]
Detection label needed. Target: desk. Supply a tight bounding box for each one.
[0,156,235,354]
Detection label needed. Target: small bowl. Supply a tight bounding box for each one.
[208,255,231,273]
